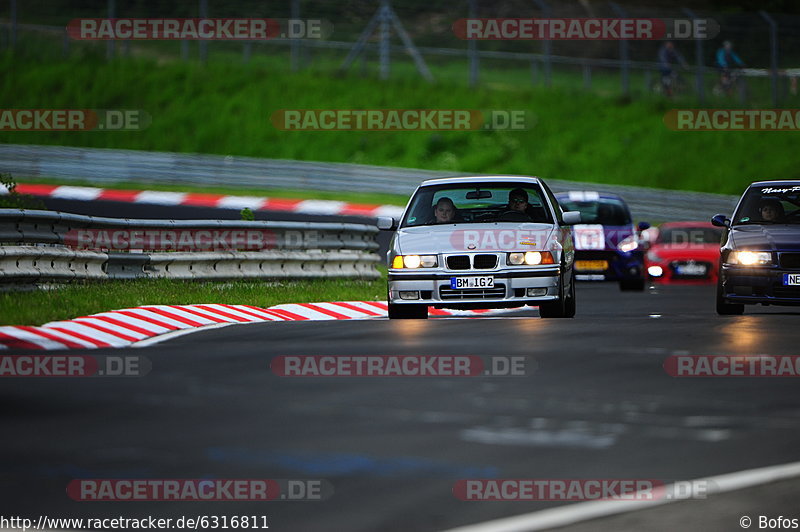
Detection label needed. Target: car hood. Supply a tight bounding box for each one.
[730,225,800,252]
[394,223,556,254]
[572,224,633,251]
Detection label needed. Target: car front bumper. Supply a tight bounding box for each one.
[720,265,800,305]
[387,266,562,308]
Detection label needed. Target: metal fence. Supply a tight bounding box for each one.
[0,208,381,282]
[0,144,739,222]
[4,0,800,105]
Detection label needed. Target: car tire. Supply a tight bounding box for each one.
[619,278,646,291]
[387,303,428,319]
[716,281,744,315]
[539,273,576,319]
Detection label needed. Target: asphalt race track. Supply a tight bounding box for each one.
[2,283,800,531]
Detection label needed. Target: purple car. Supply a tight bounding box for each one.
[555,191,650,291]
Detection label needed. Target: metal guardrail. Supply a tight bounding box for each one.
[0,209,380,282]
[0,144,739,222]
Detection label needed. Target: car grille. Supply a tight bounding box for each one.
[446,255,471,270]
[473,254,498,269]
[779,253,800,269]
[439,283,506,300]
[574,250,618,261]
[446,254,499,270]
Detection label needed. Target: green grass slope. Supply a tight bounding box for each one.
[1,52,796,195]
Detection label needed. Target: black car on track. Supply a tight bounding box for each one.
[713,180,800,314]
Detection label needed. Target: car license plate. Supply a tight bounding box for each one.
[784,273,800,286]
[675,263,707,276]
[450,276,494,289]
[575,260,608,272]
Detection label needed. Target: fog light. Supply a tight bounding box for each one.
[399,291,420,300]
[648,265,663,277]
[526,288,547,297]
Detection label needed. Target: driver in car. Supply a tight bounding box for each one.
[506,188,547,222]
[759,198,784,222]
[508,188,530,216]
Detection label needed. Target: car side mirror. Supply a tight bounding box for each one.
[637,221,651,231]
[561,211,582,225]
[377,216,397,230]
[711,214,730,228]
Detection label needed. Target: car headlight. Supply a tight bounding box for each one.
[391,255,437,269]
[618,236,639,253]
[507,251,554,266]
[726,251,773,266]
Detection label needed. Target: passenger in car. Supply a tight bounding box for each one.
[433,197,461,223]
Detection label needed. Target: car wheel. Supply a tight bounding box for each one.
[619,278,646,291]
[716,281,744,315]
[539,273,575,319]
[387,303,428,319]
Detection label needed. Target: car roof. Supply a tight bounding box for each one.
[554,190,625,201]
[749,179,800,187]
[419,175,543,187]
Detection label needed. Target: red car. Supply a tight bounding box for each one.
[645,222,724,284]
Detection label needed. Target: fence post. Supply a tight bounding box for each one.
[583,61,592,89]
[62,28,70,58]
[532,0,552,87]
[107,0,115,60]
[468,0,479,87]
[609,2,629,97]
[291,0,301,71]
[199,0,208,63]
[760,10,779,108]
[379,0,390,80]
[9,0,16,49]
[243,42,252,64]
[682,7,705,104]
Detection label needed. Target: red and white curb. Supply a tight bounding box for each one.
[3,183,404,219]
[0,302,527,350]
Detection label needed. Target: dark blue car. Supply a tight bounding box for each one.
[713,180,800,314]
[556,191,649,291]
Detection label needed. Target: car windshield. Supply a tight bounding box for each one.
[657,227,722,245]
[557,196,631,225]
[733,185,800,225]
[401,182,553,227]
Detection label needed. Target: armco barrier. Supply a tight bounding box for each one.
[0,245,108,281]
[0,145,738,221]
[0,209,380,282]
